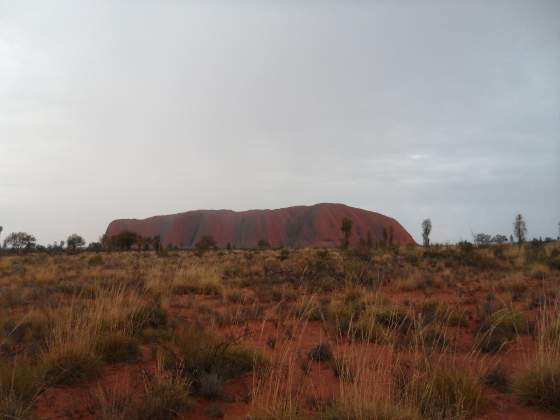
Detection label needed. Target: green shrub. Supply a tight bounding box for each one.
[482,365,511,393]
[42,348,102,385]
[95,334,140,363]
[322,400,421,420]
[129,303,167,334]
[0,362,39,419]
[278,249,290,261]
[370,306,411,330]
[198,373,224,399]
[166,327,269,395]
[0,392,33,420]
[88,255,104,267]
[407,366,486,419]
[308,343,333,362]
[513,361,560,411]
[548,255,560,270]
[418,300,466,327]
[1,313,50,356]
[476,308,526,353]
[420,327,449,350]
[291,301,324,321]
[139,371,191,419]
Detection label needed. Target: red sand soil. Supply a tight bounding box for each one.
[29,255,560,419]
[105,203,416,248]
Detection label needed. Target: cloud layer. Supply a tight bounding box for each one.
[1,1,559,244]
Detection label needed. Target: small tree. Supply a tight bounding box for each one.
[153,235,161,252]
[492,234,508,244]
[257,239,270,249]
[382,227,388,247]
[67,234,85,251]
[340,218,353,249]
[513,214,527,245]
[0,226,3,244]
[195,235,216,254]
[87,242,103,252]
[474,233,492,246]
[3,232,37,250]
[421,219,432,247]
[109,231,140,250]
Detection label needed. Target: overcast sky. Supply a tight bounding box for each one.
[1,1,559,245]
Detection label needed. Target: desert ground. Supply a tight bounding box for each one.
[1,242,560,419]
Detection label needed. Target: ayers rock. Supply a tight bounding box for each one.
[105,203,415,248]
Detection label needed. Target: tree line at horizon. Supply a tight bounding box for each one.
[0,215,559,253]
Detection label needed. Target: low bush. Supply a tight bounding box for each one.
[418,300,467,327]
[165,327,269,395]
[42,347,102,385]
[198,373,224,399]
[172,266,222,295]
[95,334,140,363]
[0,362,40,419]
[129,302,167,334]
[513,361,560,412]
[476,307,526,353]
[404,365,486,419]
[308,343,333,362]
[139,370,192,419]
[482,365,511,393]
[322,400,421,420]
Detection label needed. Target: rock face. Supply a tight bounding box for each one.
[105,203,415,248]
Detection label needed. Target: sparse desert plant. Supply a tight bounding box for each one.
[0,362,41,420]
[0,311,50,356]
[481,365,511,393]
[2,244,559,418]
[41,347,102,385]
[94,333,140,363]
[128,302,168,334]
[330,357,355,382]
[513,361,560,412]
[195,235,217,255]
[322,399,421,420]
[165,326,269,394]
[353,317,390,344]
[198,373,224,399]
[476,307,527,353]
[404,365,487,419]
[89,382,136,420]
[139,366,192,420]
[172,265,223,295]
[308,343,333,362]
[88,254,104,267]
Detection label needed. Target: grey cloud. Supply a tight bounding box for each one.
[0,0,559,244]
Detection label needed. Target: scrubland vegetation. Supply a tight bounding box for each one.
[1,241,560,419]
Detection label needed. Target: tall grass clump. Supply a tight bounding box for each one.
[0,362,41,420]
[476,306,527,353]
[398,363,486,419]
[171,265,223,295]
[513,303,560,412]
[138,364,192,420]
[40,287,148,385]
[164,326,268,396]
